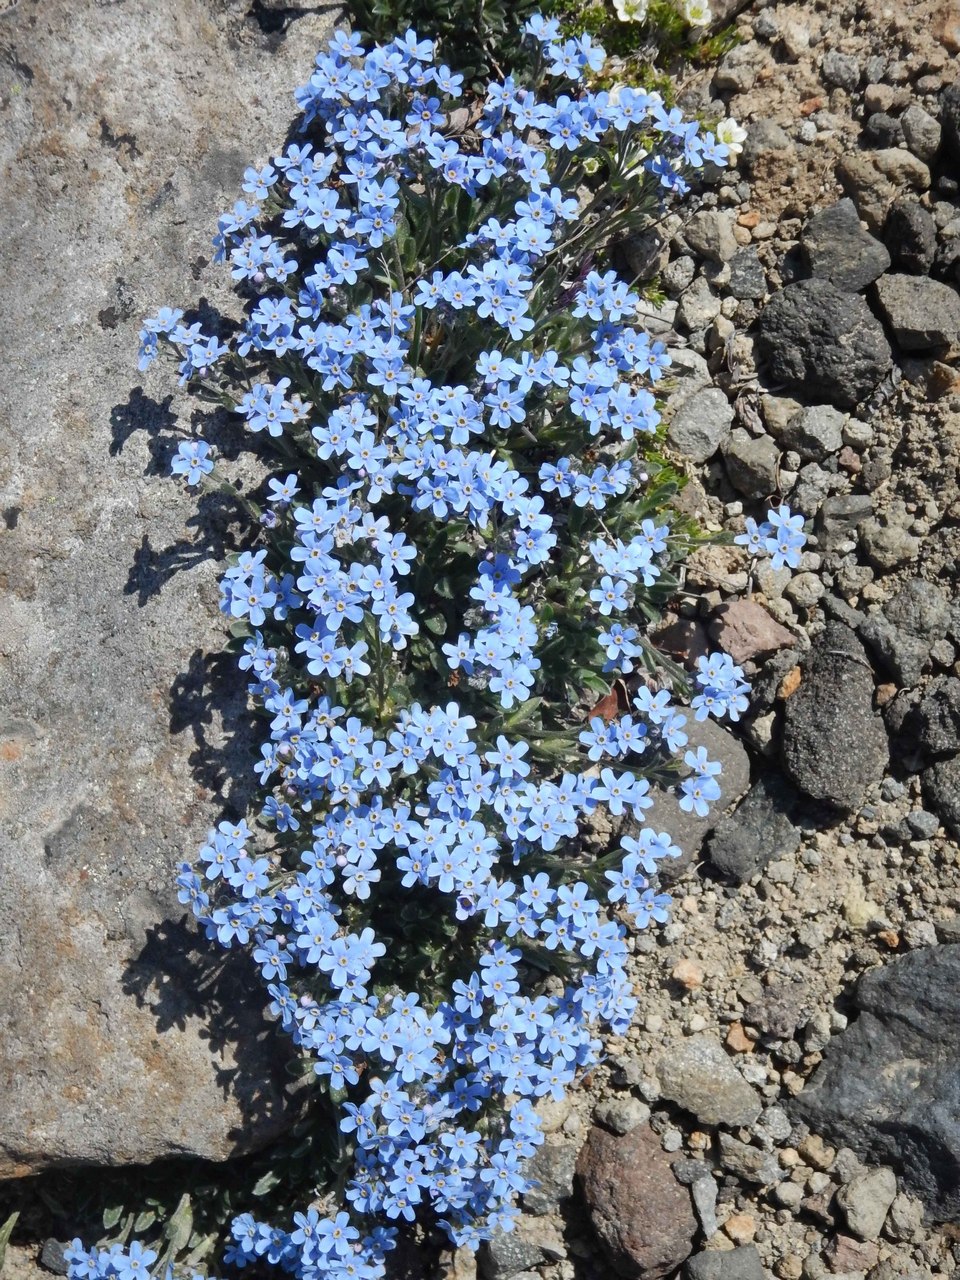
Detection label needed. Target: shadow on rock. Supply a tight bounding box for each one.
[170,647,259,813]
[122,915,299,1143]
[125,489,248,605]
[110,387,177,460]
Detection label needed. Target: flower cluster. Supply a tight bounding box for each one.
[78,18,802,1280]
[735,504,807,571]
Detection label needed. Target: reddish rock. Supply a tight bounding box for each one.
[653,615,711,669]
[709,598,796,664]
[577,1124,697,1279]
[824,1234,879,1272]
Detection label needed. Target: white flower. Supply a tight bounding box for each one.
[614,0,650,21]
[716,116,747,157]
[683,0,712,26]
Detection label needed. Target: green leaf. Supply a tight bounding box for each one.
[133,1211,157,1234]
[0,1211,19,1273]
[163,1193,194,1255]
[102,1204,124,1231]
[252,1169,282,1197]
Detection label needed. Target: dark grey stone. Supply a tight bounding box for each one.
[717,1134,783,1186]
[821,50,861,91]
[779,404,845,461]
[39,1241,70,1277]
[790,946,960,1220]
[722,429,780,499]
[801,198,890,292]
[727,247,767,300]
[934,239,960,288]
[481,1229,545,1280]
[859,580,952,688]
[756,280,892,410]
[864,111,903,147]
[522,1139,579,1215]
[654,717,751,882]
[706,773,802,884]
[911,678,960,758]
[817,494,875,550]
[941,82,960,164]
[884,200,938,275]
[685,1245,767,1280]
[906,808,941,839]
[901,104,942,164]
[0,0,332,1176]
[781,624,888,811]
[874,274,960,351]
[922,757,960,840]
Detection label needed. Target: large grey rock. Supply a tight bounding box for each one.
[779,404,845,461]
[722,430,780,499]
[706,773,802,885]
[668,387,734,462]
[801,198,890,292]
[900,104,942,165]
[0,0,335,1175]
[836,1165,897,1241]
[756,280,892,410]
[874,274,960,352]
[884,199,938,275]
[781,624,888,811]
[727,247,766,300]
[922,756,960,839]
[685,1246,766,1280]
[656,1034,761,1128]
[816,494,874,550]
[791,946,960,1220]
[859,579,952,688]
[910,677,960,758]
[820,50,861,91]
[684,211,739,264]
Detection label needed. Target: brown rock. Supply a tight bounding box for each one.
[778,666,802,699]
[723,1212,757,1244]
[709,598,796,664]
[824,1234,879,1272]
[726,1022,757,1053]
[653,615,711,670]
[672,958,705,990]
[935,1,960,51]
[798,1133,837,1171]
[577,1125,697,1279]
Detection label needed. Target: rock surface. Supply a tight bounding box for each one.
[656,1034,762,1128]
[577,1124,698,1278]
[800,197,890,291]
[874,274,960,351]
[0,0,334,1174]
[685,1245,767,1280]
[781,624,888,810]
[755,280,892,409]
[792,945,960,1220]
[706,774,802,885]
